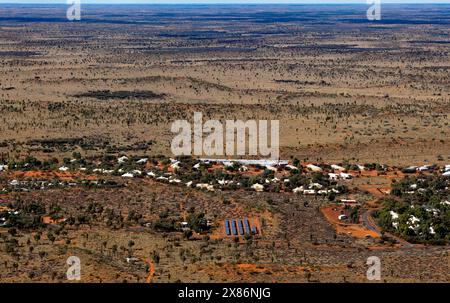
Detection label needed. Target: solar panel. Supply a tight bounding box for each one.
[244,218,251,234]
[231,220,238,235]
[252,226,258,234]
[224,220,231,235]
[238,219,245,235]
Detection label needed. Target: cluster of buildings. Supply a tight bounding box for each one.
[2,156,450,196]
[3,179,114,192]
[402,164,450,177]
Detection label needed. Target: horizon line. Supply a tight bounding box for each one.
[2,1,450,4]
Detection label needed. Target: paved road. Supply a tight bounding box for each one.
[362,210,380,235]
[362,209,414,249]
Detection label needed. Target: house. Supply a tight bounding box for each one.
[136,158,148,164]
[418,165,433,172]
[328,173,339,180]
[292,186,304,194]
[218,179,227,185]
[303,189,316,195]
[196,183,215,192]
[118,156,128,163]
[0,165,7,171]
[196,183,208,189]
[309,183,323,189]
[285,165,299,171]
[180,221,189,231]
[339,172,352,179]
[407,215,420,230]
[402,166,418,173]
[390,211,399,228]
[306,164,322,172]
[251,183,264,192]
[59,166,69,172]
[331,164,345,171]
[121,172,134,178]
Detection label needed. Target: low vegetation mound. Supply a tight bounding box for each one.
[73,90,166,100]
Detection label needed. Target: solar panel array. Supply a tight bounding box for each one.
[231,220,238,235]
[224,220,231,235]
[244,218,251,233]
[238,219,244,235]
[224,218,258,236]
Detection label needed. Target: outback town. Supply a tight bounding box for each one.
[0,153,449,282]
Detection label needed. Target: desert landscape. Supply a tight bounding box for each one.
[0,3,449,283]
